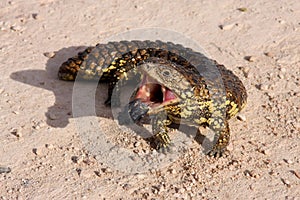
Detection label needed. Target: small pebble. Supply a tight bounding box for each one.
[257,148,269,155]
[259,84,269,91]
[142,192,150,198]
[1,196,7,200]
[0,26,7,31]
[264,52,274,58]
[283,159,293,164]
[71,156,79,163]
[10,128,21,137]
[136,173,146,179]
[45,144,54,149]
[32,148,42,155]
[33,121,45,129]
[94,171,101,177]
[237,114,246,121]
[244,56,256,62]
[279,67,286,73]
[32,13,39,19]
[292,170,300,179]
[281,178,291,188]
[278,19,286,24]
[33,124,40,130]
[244,170,254,177]
[152,189,158,195]
[122,183,131,190]
[169,168,177,174]
[43,52,56,58]
[278,73,285,79]
[10,25,22,31]
[237,7,247,12]
[37,121,46,128]
[0,166,11,174]
[76,168,82,176]
[134,141,141,147]
[269,170,275,176]
[102,167,112,173]
[177,187,185,194]
[265,116,274,122]
[12,111,19,115]
[83,158,94,165]
[219,23,236,30]
[185,186,192,191]
[263,149,270,155]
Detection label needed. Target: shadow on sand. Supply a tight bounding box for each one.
[10,46,112,128]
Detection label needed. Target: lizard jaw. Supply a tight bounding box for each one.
[134,74,178,107]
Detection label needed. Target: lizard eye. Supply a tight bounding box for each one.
[162,69,171,77]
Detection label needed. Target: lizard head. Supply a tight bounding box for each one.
[133,58,193,110]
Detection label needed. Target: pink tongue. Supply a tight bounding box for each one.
[164,89,177,102]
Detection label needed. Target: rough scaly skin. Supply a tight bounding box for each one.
[58,40,247,156]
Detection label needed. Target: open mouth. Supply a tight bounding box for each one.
[134,74,178,107]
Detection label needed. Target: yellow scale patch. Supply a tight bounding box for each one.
[194,117,207,124]
[228,101,239,117]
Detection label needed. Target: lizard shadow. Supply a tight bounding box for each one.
[10,46,113,129]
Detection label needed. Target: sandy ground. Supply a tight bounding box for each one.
[1,0,300,199]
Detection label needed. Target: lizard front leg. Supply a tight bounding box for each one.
[206,118,230,157]
[152,111,173,152]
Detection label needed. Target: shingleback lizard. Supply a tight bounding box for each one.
[58,40,247,156]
